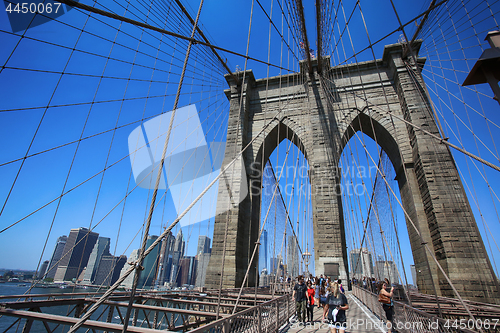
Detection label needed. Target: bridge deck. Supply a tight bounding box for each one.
[283,293,388,333]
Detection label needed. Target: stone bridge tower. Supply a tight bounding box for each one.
[204,41,499,303]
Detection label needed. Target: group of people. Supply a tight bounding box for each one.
[292,274,396,333]
[292,274,349,332]
[352,276,380,293]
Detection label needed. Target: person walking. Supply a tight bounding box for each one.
[292,275,308,325]
[314,277,320,308]
[320,280,329,322]
[378,280,395,332]
[327,281,349,333]
[338,279,344,293]
[306,281,315,322]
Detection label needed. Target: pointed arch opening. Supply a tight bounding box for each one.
[251,120,315,285]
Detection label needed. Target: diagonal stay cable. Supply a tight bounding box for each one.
[54,0,294,73]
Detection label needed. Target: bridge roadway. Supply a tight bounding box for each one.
[283,292,388,333]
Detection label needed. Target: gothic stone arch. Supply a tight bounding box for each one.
[204,42,499,303]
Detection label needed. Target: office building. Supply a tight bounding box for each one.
[349,248,374,278]
[38,260,49,279]
[286,235,299,278]
[196,235,211,255]
[195,252,211,288]
[138,235,159,288]
[169,229,185,286]
[54,228,99,282]
[46,235,67,279]
[270,255,283,276]
[157,231,175,286]
[410,264,417,286]
[83,237,110,284]
[94,254,126,286]
[179,256,197,286]
[120,249,139,289]
[259,268,269,287]
[375,260,398,283]
[259,230,268,272]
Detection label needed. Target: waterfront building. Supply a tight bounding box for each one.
[138,235,159,288]
[83,237,110,284]
[94,254,127,286]
[38,260,49,279]
[119,249,139,289]
[54,228,99,282]
[46,235,67,279]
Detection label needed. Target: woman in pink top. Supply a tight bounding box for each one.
[306,281,315,322]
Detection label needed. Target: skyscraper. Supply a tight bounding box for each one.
[179,256,197,286]
[83,237,110,284]
[46,235,67,279]
[195,252,211,288]
[38,260,49,279]
[410,264,417,286]
[94,254,127,286]
[120,249,139,289]
[157,231,175,286]
[259,230,268,272]
[169,229,185,286]
[54,228,99,282]
[196,235,211,255]
[349,248,374,278]
[259,268,269,287]
[270,257,278,275]
[375,260,398,283]
[139,235,159,288]
[194,235,211,288]
[286,235,299,278]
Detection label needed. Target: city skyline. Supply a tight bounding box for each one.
[34,225,214,289]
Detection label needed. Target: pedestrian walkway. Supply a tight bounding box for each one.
[283,292,388,333]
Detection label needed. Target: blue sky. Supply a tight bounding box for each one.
[0,0,499,291]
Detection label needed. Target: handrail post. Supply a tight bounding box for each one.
[223,319,230,333]
[257,305,262,333]
[286,295,289,320]
[275,299,279,332]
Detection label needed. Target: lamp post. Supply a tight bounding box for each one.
[463,31,500,105]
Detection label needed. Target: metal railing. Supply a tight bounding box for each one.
[352,285,478,333]
[189,294,294,333]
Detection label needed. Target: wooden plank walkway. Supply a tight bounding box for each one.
[282,292,389,333]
